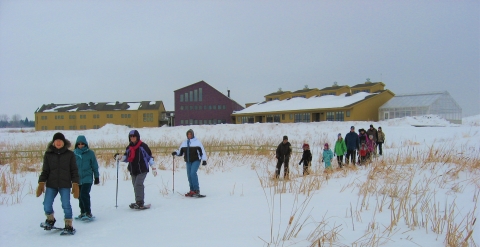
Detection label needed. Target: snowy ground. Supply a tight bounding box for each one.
[0,115,479,247]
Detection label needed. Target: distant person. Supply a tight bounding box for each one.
[172,129,207,197]
[367,134,376,161]
[37,132,79,234]
[334,133,347,168]
[358,128,368,145]
[366,124,378,155]
[377,127,385,156]
[345,126,359,165]
[298,143,312,175]
[73,135,100,220]
[275,136,292,179]
[115,130,155,209]
[322,143,334,171]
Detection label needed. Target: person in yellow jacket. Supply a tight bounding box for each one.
[334,133,347,168]
[36,132,79,234]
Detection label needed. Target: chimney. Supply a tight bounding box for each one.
[228,90,230,98]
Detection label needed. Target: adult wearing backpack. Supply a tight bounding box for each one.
[115,130,155,209]
[344,126,359,165]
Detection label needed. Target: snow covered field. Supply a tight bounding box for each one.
[0,115,479,247]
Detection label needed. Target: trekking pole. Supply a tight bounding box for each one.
[115,155,119,208]
[172,156,175,193]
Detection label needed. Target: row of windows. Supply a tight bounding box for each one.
[353,89,370,94]
[39,113,140,120]
[180,88,203,102]
[180,119,225,125]
[41,125,132,130]
[320,92,336,96]
[240,111,350,123]
[180,105,227,111]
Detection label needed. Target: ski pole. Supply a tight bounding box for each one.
[115,155,119,208]
[172,156,175,193]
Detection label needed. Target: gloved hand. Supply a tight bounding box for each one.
[202,161,207,166]
[36,182,45,197]
[94,177,100,185]
[171,151,176,156]
[299,161,302,165]
[72,183,79,199]
[148,157,155,166]
[113,153,120,160]
[321,159,324,162]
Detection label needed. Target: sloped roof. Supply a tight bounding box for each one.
[379,91,446,108]
[292,88,319,94]
[265,91,292,97]
[233,92,376,114]
[351,82,383,88]
[320,85,349,91]
[36,101,163,113]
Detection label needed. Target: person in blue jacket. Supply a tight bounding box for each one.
[172,129,207,197]
[73,135,99,220]
[345,126,360,165]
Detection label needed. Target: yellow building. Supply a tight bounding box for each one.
[233,82,394,123]
[264,89,292,101]
[35,101,166,131]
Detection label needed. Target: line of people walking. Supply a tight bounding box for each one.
[274,124,386,179]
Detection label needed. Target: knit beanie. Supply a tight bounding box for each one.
[302,143,309,149]
[324,143,329,149]
[283,135,288,141]
[52,132,66,142]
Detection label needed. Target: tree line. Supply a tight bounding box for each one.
[0,114,35,128]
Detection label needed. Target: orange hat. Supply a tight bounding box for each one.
[302,143,309,149]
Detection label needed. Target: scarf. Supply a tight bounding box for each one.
[127,140,143,162]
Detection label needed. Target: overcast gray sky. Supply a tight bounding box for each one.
[1,0,479,121]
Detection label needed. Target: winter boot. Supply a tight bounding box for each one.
[75,213,85,219]
[129,202,137,209]
[43,214,56,230]
[185,191,196,197]
[63,219,75,234]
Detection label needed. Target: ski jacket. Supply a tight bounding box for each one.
[174,137,207,163]
[345,131,359,150]
[322,148,334,166]
[39,139,79,188]
[276,142,292,160]
[359,132,368,144]
[366,128,378,142]
[299,150,312,166]
[123,141,152,176]
[366,138,376,153]
[334,139,347,156]
[74,135,99,185]
[377,131,385,143]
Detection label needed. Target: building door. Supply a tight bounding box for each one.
[384,112,389,120]
[313,113,320,122]
[255,116,263,123]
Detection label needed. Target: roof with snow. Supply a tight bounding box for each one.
[36,101,164,113]
[233,92,377,114]
[379,91,449,108]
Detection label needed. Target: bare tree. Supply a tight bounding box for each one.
[11,114,22,127]
[0,114,9,122]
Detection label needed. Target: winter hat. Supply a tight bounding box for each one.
[302,143,310,149]
[283,135,288,141]
[338,133,342,137]
[350,126,355,130]
[369,135,373,139]
[370,124,374,128]
[52,132,66,142]
[324,143,329,149]
[128,130,140,141]
[186,129,195,138]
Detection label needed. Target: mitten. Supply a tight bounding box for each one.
[36,182,45,197]
[171,151,177,156]
[152,167,157,177]
[148,157,155,166]
[202,161,207,166]
[321,159,324,162]
[298,161,302,165]
[94,177,100,185]
[72,183,79,199]
[113,153,120,160]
